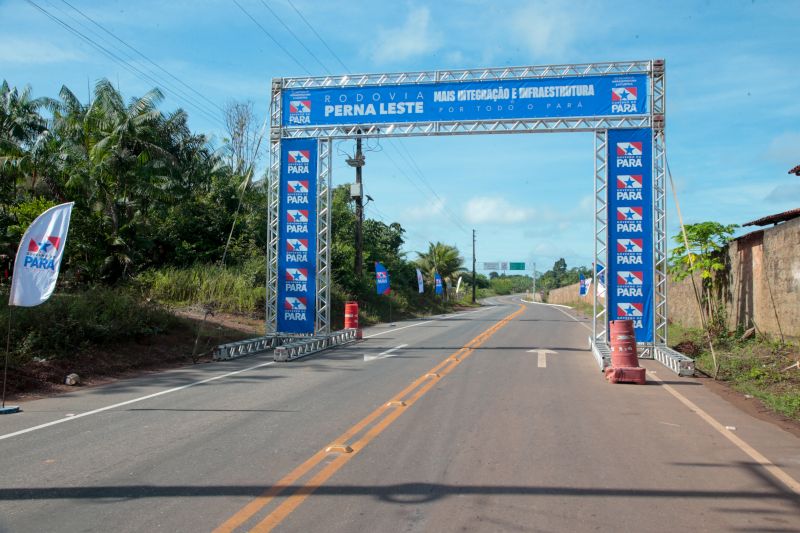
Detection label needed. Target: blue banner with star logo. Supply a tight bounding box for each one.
[282,74,649,128]
[277,138,318,334]
[607,128,653,343]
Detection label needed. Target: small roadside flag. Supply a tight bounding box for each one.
[9,202,74,307]
[375,262,391,295]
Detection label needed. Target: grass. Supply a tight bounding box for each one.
[0,286,181,364]
[669,323,800,421]
[137,259,265,314]
[568,300,599,318]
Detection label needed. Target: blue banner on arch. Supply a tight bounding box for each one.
[283,74,648,128]
[277,138,317,334]
[607,128,654,343]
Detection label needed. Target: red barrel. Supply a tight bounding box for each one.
[344,301,359,329]
[609,320,639,368]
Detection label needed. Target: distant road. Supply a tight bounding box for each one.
[1,295,798,532]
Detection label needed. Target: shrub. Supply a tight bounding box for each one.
[0,287,179,363]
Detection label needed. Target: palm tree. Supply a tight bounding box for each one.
[0,81,49,198]
[416,241,465,286]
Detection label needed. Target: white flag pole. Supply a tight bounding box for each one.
[3,202,74,414]
[2,309,12,411]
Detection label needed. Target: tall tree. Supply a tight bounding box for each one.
[416,242,465,285]
[0,81,49,199]
[224,100,262,177]
[668,221,738,332]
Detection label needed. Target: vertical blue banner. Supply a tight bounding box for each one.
[434,273,443,295]
[277,138,318,333]
[607,128,654,342]
[375,262,391,295]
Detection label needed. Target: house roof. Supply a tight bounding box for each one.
[742,207,800,227]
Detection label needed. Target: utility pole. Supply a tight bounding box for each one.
[472,229,477,303]
[346,132,365,277]
[532,262,537,301]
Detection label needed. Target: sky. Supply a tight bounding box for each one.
[2,0,799,275]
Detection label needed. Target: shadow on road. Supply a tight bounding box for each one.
[1,478,797,509]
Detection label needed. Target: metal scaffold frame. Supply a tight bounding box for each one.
[278,116,653,140]
[592,129,609,369]
[259,59,695,375]
[315,139,333,334]
[266,145,280,333]
[279,60,653,90]
[652,60,668,347]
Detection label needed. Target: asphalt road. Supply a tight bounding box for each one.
[1,295,798,532]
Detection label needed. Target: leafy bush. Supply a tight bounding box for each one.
[1,287,179,363]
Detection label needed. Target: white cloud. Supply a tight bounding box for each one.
[406,197,446,220]
[0,37,85,64]
[463,196,536,224]
[370,7,442,63]
[765,132,800,165]
[765,183,800,204]
[509,2,581,59]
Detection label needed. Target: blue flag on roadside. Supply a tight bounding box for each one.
[434,272,443,295]
[375,262,391,295]
[579,273,587,296]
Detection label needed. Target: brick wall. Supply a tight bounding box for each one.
[669,216,800,338]
[543,217,799,338]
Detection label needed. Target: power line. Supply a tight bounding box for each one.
[258,0,331,75]
[284,0,350,74]
[384,140,470,234]
[49,1,224,126]
[279,0,467,237]
[59,0,225,116]
[26,0,226,128]
[364,202,430,247]
[231,0,312,76]
[44,0,224,125]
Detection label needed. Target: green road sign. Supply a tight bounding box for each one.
[509,262,526,270]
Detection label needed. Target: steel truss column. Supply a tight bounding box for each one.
[593,129,608,346]
[266,139,280,333]
[265,80,282,334]
[652,59,668,345]
[316,139,332,334]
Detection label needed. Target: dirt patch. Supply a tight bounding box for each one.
[674,340,702,357]
[5,310,262,402]
[695,372,800,439]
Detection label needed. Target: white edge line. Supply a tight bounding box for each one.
[549,296,800,495]
[1,305,499,441]
[519,298,572,309]
[0,360,275,442]
[647,371,800,495]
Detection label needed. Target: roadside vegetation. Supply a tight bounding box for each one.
[667,222,799,421]
[670,324,800,420]
[0,80,469,394]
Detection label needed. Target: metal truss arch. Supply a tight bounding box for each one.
[265,58,683,374]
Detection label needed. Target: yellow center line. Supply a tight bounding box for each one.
[214,304,526,533]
